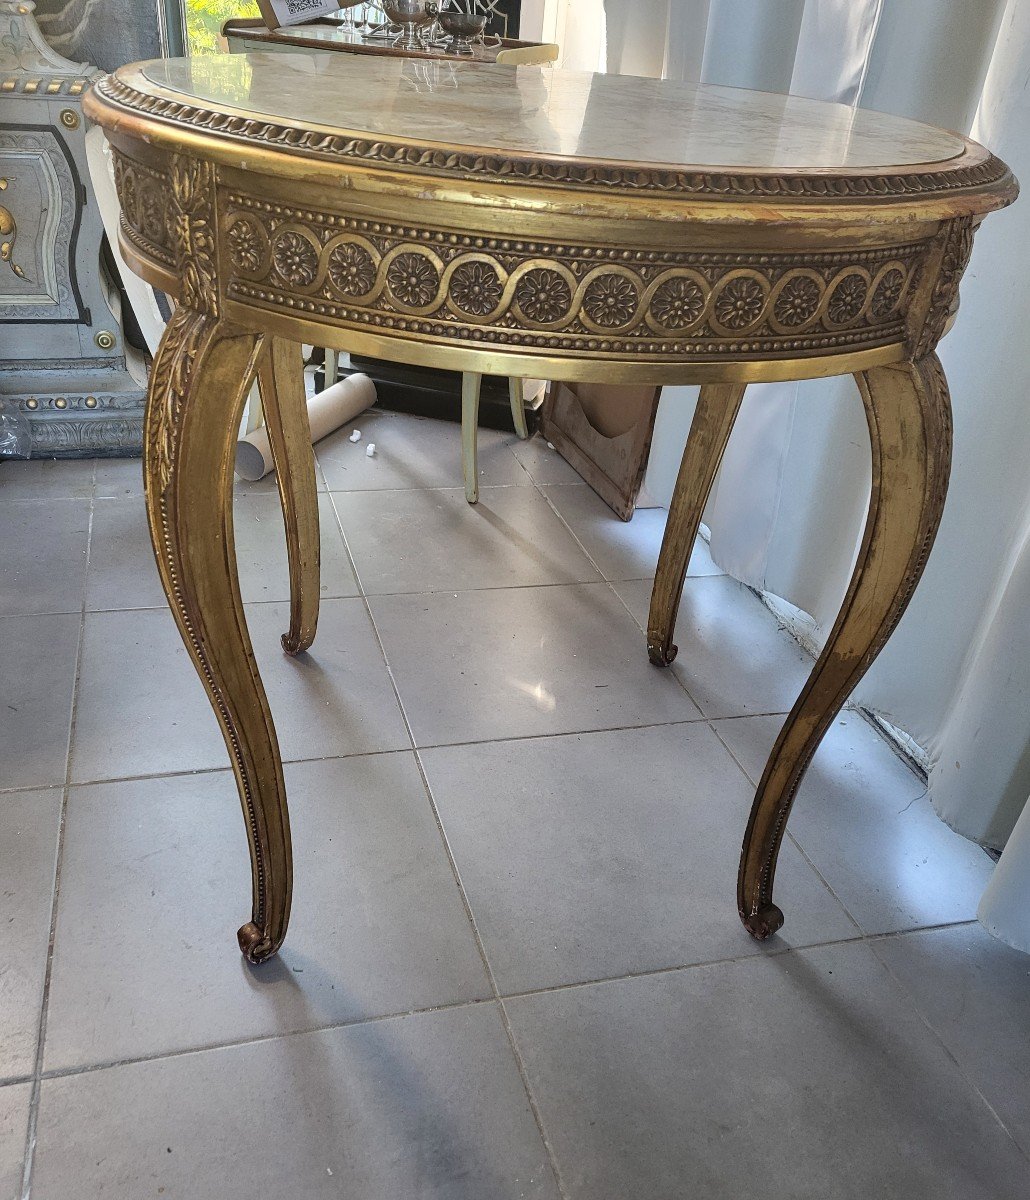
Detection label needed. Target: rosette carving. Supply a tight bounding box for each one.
[272,231,318,287]
[220,195,925,359]
[227,217,263,273]
[514,268,572,323]
[386,252,440,308]
[714,277,766,330]
[774,275,821,327]
[650,277,706,329]
[449,260,503,316]
[870,268,905,319]
[327,242,376,296]
[583,273,639,327]
[826,273,868,324]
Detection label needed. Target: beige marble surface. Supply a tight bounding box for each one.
[139,53,966,172]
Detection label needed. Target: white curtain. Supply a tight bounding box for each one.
[549,0,1030,950]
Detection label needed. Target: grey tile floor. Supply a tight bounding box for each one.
[1,411,1027,1199]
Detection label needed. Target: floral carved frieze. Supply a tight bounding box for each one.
[113,152,175,267]
[220,195,923,359]
[113,149,220,317]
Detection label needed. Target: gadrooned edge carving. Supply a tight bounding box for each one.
[95,74,1011,202]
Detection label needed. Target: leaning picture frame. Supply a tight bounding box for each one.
[255,0,344,29]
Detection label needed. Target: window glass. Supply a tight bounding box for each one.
[184,0,262,54]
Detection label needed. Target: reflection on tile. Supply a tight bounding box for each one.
[614,575,812,717]
[319,411,524,492]
[0,458,94,501]
[423,724,854,992]
[506,943,1030,1200]
[334,486,600,594]
[71,600,409,782]
[0,613,79,790]
[543,483,720,582]
[0,1083,30,1199]
[714,711,994,933]
[45,756,488,1070]
[370,584,700,746]
[36,1005,559,1200]
[873,925,1030,1154]
[0,500,89,616]
[0,790,61,1080]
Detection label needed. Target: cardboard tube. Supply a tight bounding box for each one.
[235,373,377,481]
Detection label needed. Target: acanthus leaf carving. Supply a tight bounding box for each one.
[171,155,219,316]
[146,305,212,496]
[913,217,975,359]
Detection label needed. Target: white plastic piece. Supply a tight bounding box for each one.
[234,373,377,481]
[349,429,362,443]
[365,442,376,457]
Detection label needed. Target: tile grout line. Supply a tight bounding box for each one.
[869,938,1030,1168]
[532,477,718,721]
[19,463,96,1200]
[17,575,665,621]
[546,483,867,943]
[410,744,573,1200]
[325,477,572,1200]
[5,920,986,1096]
[15,447,1002,1181]
[3,705,822,800]
[38,996,500,1084]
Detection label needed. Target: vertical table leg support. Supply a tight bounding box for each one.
[509,376,530,440]
[648,383,747,666]
[144,308,293,964]
[737,354,952,938]
[462,371,483,504]
[258,337,321,656]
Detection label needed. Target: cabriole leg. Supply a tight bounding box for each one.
[648,383,746,666]
[258,337,320,655]
[738,354,952,938]
[462,370,482,504]
[144,307,293,964]
[509,376,530,440]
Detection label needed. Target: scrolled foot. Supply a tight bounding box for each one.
[280,631,313,657]
[647,634,678,667]
[740,903,784,940]
[237,921,279,964]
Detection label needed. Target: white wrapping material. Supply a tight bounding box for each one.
[235,373,377,481]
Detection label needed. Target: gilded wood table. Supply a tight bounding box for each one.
[85,53,1016,963]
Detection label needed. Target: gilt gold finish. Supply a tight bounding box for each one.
[84,53,1016,961]
[257,336,320,655]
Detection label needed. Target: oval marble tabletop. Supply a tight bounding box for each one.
[91,53,1012,206]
